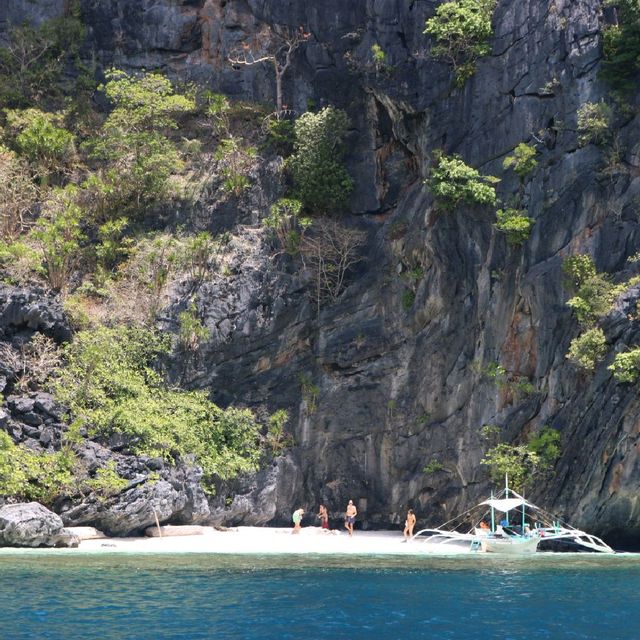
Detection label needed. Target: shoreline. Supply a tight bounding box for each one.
[0,525,637,557]
[76,526,420,555]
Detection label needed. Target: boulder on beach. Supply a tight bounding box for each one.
[0,502,79,548]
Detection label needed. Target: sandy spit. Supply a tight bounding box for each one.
[74,526,422,555]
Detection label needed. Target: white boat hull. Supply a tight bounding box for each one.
[481,536,540,555]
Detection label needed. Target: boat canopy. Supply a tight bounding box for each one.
[480,498,533,512]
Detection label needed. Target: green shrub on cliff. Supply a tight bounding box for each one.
[289,107,353,214]
[577,102,612,147]
[601,0,640,93]
[4,109,75,183]
[608,348,640,383]
[562,256,615,326]
[566,327,608,371]
[502,143,538,180]
[54,327,261,488]
[0,6,85,108]
[0,431,76,505]
[495,208,534,245]
[424,0,496,85]
[86,69,195,214]
[427,152,499,210]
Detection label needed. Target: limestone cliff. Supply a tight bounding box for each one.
[3,0,640,545]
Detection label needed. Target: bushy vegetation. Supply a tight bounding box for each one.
[85,69,195,214]
[495,208,534,245]
[0,4,85,108]
[608,348,640,383]
[0,431,76,505]
[562,255,614,326]
[482,427,560,491]
[601,0,640,93]
[289,107,353,214]
[427,152,499,210]
[566,327,608,371]
[502,143,538,180]
[54,327,262,487]
[0,13,304,506]
[576,102,612,147]
[424,0,496,85]
[263,198,311,254]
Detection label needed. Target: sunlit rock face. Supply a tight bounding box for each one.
[2,0,640,546]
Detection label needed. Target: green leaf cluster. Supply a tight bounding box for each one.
[31,185,86,292]
[289,107,354,214]
[424,0,497,85]
[608,348,640,383]
[4,109,74,180]
[502,143,538,180]
[178,303,210,352]
[601,0,640,93]
[566,327,608,371]
[86,69,195,214]
[562,255,614,326]
[263,198,310,254]
[423,459,444,474]
[54,327,262,488]
[427,152,499,210]
[214,136,257,196]
[576,102,612,147]
[562,254,598,293]
[495,208,534,245]
[0,431,76,505]
[266,409,294,454]
[0,9,85,108]
[84,460,129,499]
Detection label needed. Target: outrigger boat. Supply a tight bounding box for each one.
[412,476,614,555]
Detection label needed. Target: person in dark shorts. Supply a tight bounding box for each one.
[345,500,357,537]
[317,504,329,530]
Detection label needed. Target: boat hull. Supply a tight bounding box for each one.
[481,536,539,555]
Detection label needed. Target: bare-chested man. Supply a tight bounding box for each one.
[404,509,416,540]
[345,500,357,537]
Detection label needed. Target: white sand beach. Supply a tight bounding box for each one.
[74,526,423,555]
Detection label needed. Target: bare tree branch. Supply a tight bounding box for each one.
[228,25,310,115]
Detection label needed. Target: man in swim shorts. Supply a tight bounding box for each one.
[345,500,357,537]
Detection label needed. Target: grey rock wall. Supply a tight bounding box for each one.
[3,0,640,545]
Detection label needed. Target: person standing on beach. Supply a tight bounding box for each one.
[404,509,416,540]
[292,507,304,533]
[345,500,357,537]
[317,504,329,530]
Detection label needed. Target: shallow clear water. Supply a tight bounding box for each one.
[1,552,639,639]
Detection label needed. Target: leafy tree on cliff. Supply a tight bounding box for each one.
[424,0,497,85]
[85,70,195,214]
[0,5,85,108]
[427,151,499,210]
[289,107,353,214]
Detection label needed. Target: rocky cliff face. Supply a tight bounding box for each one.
[4,0,640,545]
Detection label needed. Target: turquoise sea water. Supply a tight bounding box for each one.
[1,552,639,640]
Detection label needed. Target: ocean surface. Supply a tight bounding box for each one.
[1,551,639,639]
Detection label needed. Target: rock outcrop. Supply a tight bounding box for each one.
[0,502,79,547]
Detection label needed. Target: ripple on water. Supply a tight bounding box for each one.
[0,553,639,639]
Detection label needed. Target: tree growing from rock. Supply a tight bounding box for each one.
[229,25,310,116]
[299,218,366,315]
[289,107,353,214]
